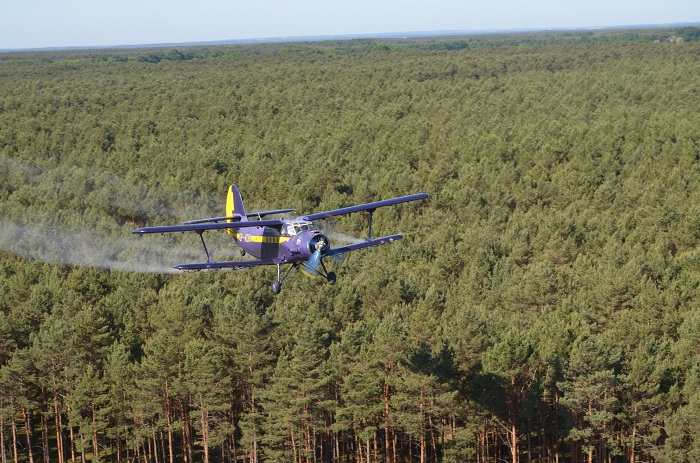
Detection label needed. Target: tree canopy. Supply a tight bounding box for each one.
[1,27,700,462]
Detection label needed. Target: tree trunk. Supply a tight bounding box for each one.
[165,379,174,463]
[41,412,49,463]
[68,423,76,463]
[144,433,152,463]
[182,402,194,463]
[11,415,18,463]
[630,423,637,463]
[510,422,518,463]
[509,377,519,463]
[305,422,312,463]
[354,429,362,463]
[200,402,210,463]
[429,415,437,462]
[116,427,122,463]
[419,392,426,463]
[54,394,65,463]
[152,432,159,463]
[23,408,34,463]
[91,403,99,463]
[291,428,298,463]
[334,429,340,463]
[0,408,7,463]
[50,368,63,463]
[384,383,391,463]
[249,391,258,463]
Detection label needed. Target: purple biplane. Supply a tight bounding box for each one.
[133,184,428,294]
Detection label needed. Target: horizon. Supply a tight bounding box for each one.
[2,0,698,51]
[2,22,699,53]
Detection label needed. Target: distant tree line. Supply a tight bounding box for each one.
[2,26,699,65]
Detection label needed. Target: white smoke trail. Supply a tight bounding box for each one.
[326,230,365,246]
[0,155,236,273]
[0,218,242,273]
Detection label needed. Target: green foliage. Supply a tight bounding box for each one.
[0,28,699,462]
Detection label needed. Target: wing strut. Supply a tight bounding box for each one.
[367,208,376,241]
[197,231,213,263]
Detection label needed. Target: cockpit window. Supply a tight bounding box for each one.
[284,221,315,236]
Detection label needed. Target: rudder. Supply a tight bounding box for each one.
[226,184,247,237]
[226,184,247,219]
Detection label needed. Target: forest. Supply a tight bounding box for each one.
[1,27,700,463]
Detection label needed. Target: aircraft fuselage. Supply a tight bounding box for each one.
[232,219,329,263]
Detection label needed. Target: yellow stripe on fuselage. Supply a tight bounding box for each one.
[234,233,290,244]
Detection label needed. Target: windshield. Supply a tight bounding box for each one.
[284,220,315,236]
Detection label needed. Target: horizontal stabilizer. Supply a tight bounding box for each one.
[183,209,294,225]
[247,209,295,219]
[183,216,237,225]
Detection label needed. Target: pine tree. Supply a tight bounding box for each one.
[481,327,536,463]
[559,333,623,462]
[103,343,136,463]
[183,338,233,463]
[212,294,276,462]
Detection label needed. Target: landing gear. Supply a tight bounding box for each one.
[326,272,337,285]
[271,262,299,295]
[269,261,338,295]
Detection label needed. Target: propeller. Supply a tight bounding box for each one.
[300,232,350,278]
[301,234,330,277]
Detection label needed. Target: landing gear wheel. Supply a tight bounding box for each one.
[240,250,246,256]
[272,280,281,295]
[326,272,337,286]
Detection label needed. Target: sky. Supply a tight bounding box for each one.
[1,0,699,50]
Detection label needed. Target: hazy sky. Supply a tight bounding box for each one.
[2,0,699,50]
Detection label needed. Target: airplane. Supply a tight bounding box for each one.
[133,185,428,294]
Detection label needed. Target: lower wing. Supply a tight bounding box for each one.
[172,235,403,271]
[174,259,276,271]
[326,234,404,256]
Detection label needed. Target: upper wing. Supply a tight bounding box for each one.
[132,219,284,235]
[301,193,428,221]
